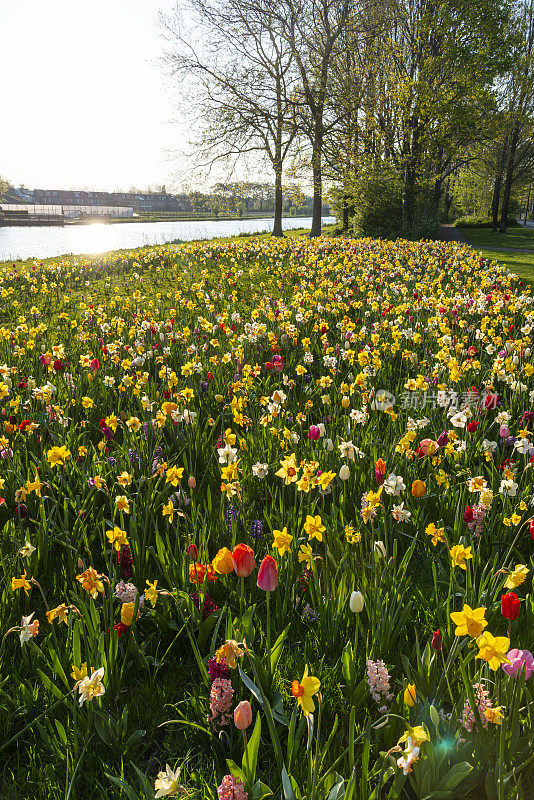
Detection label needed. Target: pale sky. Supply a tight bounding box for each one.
[1,0,189,191]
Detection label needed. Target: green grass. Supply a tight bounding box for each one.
[458,224,534,250]
[456,224,534,284]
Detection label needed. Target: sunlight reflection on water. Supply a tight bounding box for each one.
[0,217,335,261]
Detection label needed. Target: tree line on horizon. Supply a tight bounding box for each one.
[160,0,534,238]
[0,179,322,219]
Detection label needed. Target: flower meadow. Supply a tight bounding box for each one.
[1,235,534,799]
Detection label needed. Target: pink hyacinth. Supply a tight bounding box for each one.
[460,683,493,733]
[467,504,486,536]
[366,658,393,704]
[502,649,534,680]
[114,581,138,604]
[218,774,248,800]
[208,677,234,725]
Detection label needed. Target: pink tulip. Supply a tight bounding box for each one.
[502,649,534,679]
[256,555,278,591]
[419,438,439,456]
[234,700,253,729]
[272,354,284,373]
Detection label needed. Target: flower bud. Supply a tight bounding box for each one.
[234,700,253,730]
[403,683,416,707]
[339,464,350,481]
[374,540,386,558]
[188,475,196,489]
[431,629,443,651]
[188,543,199,562]
[411,480,426,498]
[349,590,364,613]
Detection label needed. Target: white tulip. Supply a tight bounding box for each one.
[349,591,364,613]
[339,464,350,480]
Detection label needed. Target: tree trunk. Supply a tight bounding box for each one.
[491,175,502,232]
[310,125,323,237]
[443,178,452,222]
[402,123,421,232]
[500,121,521,234]
[430,174,443,219]
[342,194,349,231]
[272,160,284,237]
[491,136,508,231]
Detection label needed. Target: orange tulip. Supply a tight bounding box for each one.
[411,480,426,498]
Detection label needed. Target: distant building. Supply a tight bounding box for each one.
[1,187,192,214]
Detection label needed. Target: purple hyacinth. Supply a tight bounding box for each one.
[208,656,230,683]
[225,504,244,532]
[128,448,139,463]
[250,520,263,539]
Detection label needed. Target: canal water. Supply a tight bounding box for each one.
[0,216,335,262]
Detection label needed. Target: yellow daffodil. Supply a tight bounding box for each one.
[298,543,314,568]
[106,526,129,551]
[292,665,321,715]
[450,604,488,638]
[475,632,510,671]
[449,544,473,570]
[304,514,325,542]
[505,564,529,589]
[145,580,158,607]
[273,527,293,555]
[11,571,31,596]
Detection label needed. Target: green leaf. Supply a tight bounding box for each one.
[440,762,473,791]
[226,758,247,785]
[328,779,345,800]
[306,712,314,751]
[429,704,441,730]
[251,780,273,800]
[281,766,295,800]
[37,669,65,701]
[242,713,261,786]
[238,665,263,705]
[270,623,290,673]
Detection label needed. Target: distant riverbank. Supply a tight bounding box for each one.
[104,212,319,224]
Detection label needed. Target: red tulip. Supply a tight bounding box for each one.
[484,393,498,409]
[256,555,278,591]
[530,519,534,540]
[113,622,129,638]
[431,629,442,651]
[467,421,479,433]
[232,544,256,577]
[463,506,474,523]
[501,592,520,621]
[188,543,199,562]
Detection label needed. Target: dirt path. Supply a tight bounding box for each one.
[439,224,469,243]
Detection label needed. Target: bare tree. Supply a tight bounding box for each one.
[161,0,296,236]
[263,0,354,236]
